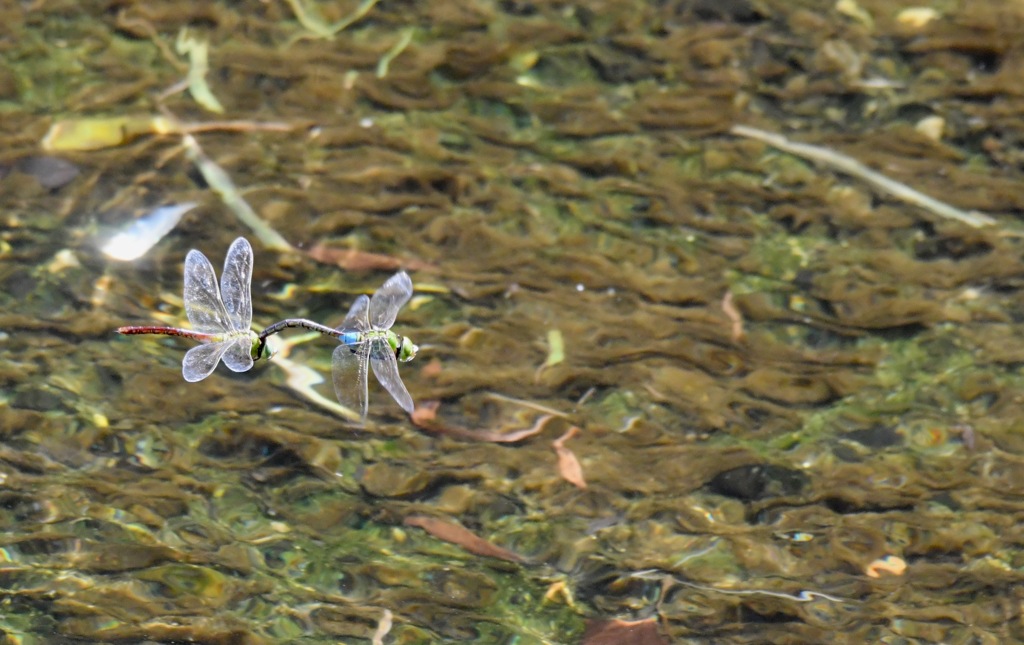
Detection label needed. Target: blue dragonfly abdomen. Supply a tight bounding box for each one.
[338,331,363,346]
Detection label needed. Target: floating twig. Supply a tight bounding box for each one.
[630,568,852,604]
[377,28,415,78]
[731,124,996,228]
[484,392,570,418]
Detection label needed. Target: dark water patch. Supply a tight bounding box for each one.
[708,464,809,501]
[11,155,80,190]
[842,425,901,449]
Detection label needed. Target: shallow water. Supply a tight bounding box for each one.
[2,1,1024,643]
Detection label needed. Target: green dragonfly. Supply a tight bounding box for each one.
[258,271,418,419]
[117,237,261,382]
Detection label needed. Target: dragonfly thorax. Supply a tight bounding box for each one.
[344,330,417,362]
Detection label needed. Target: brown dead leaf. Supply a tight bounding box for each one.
[582,617,667,645]
[552,426,587,489]
[404,515,524,563]
[411,401,556,443]
[306,244,436,272]
[865,555,907,578]
[410,400,440,425]
[420,358,443,379]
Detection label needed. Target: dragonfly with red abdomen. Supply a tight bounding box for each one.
[117,236,262,382]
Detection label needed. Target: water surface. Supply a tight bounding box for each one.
[1,1,1023,642]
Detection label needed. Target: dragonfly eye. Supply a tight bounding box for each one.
[253,337,273,360]
[397,336,418,362]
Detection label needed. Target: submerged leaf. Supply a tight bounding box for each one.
[552,426,586,489]
[535,329,565,382]
[404,515,524,562]
[42,116,174,151]
[582,618,667,645]
[543,329,565,367]
[41,115,294,152]
[410,400,440,425]
[411,401,556,443]
[306,243,435,272]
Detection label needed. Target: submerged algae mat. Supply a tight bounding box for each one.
[4,0,1024,642]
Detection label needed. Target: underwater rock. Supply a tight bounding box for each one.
[708,463,809,501]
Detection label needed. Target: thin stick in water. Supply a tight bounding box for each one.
[730,124,996,228]
[181,134,295,252]
[484,392,570,418]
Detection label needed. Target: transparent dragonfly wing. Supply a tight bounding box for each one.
[341,294,371,332]
[370,340,414,414]
[368,271,413,331]
[182,341,231,382]
[184,249,232,335]
[219,237,253,332]
[221,335,255,373]
[332,341,370,420]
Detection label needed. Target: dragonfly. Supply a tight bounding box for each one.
[257,271,418,420]
[117,236,261,382]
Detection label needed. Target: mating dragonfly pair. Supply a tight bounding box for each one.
[117,237,417,420]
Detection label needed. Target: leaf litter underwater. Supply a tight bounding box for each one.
[3,0,1024,642]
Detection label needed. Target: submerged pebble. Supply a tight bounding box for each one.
[16,155,80,189]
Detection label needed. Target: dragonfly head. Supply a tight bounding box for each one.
[397,335,418,362]
[252,332,273,361]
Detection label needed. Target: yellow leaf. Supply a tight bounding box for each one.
[543,329,564,367]
[41,116,174,151]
